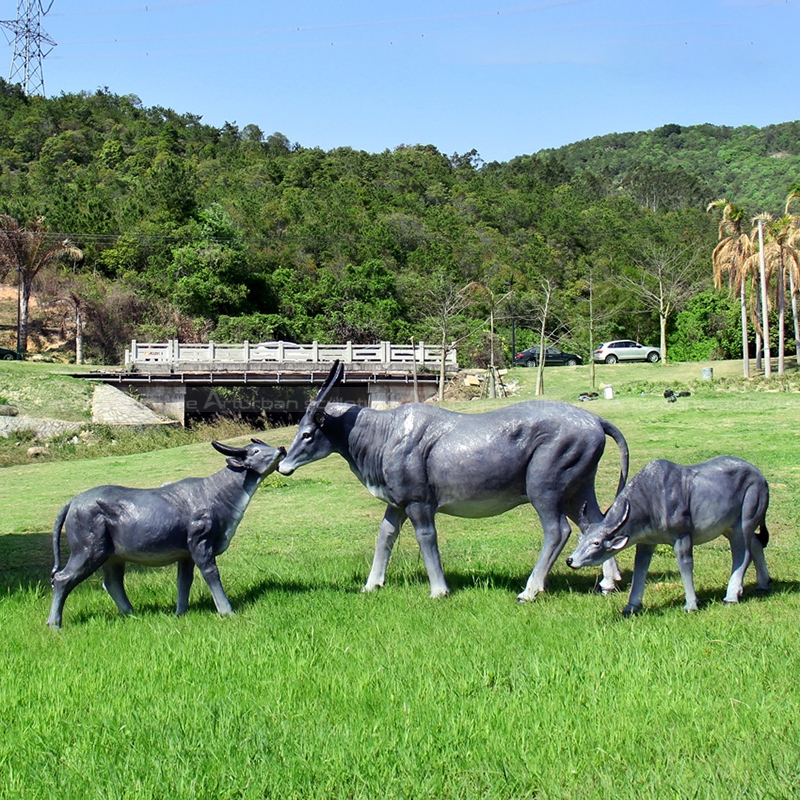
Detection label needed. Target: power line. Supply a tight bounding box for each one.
[0,1,57,96]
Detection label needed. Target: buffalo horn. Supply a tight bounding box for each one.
[607,500,631,535]
[211,440,247,457]
[578,502,591,533]
[311,360,344,411]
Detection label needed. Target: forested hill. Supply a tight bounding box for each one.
[0,79,797,366]
[539,121,800,215]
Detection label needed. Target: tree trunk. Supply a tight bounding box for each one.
[658,283,669,365]
[438,329,447,403]
[75,300,84,365]
[789,269,800,365]
[535,282,551,397]
[740,280,750,378]
[758,219,771,377]
[17,278,32,355]
[659,313,668,365]
[777,258,786,375]
[588,286,596,391]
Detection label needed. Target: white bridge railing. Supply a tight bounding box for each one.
[125,340,458,371]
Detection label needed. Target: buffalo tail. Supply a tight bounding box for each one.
[601,419,630,496]
[51,502,70,583]
[756,523,769,548]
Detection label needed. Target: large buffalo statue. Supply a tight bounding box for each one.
[279,361,628,601]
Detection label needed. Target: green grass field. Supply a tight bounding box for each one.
[2,360,800,798]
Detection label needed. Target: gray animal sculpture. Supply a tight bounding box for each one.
[566,456,771,615]
[47,439,285,628]
[278,361,629,601]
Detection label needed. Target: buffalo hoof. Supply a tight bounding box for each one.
[621,604,641,617]
[595,583,619,595]
[429,588,451,599]
[361,582,383,593]
[516,590,540,603]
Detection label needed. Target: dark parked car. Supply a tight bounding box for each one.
[0,347,22,361]
[514,346,582,367]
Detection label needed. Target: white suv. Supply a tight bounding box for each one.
[593,340,661,364]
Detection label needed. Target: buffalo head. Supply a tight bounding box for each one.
[278,361,344,476]
[212,439,285,475]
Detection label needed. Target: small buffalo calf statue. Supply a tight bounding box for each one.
[566,456,771,615]
[47,439,285,628]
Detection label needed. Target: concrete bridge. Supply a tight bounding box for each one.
[83,340,457,425]
[124,339,457,373]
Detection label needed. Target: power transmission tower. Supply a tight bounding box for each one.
[1,1,56,97]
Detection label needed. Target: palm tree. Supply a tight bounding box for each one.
[747,213,800,374]
[787,185,800,362]
[708,199,754,377]
[0,215,83,355]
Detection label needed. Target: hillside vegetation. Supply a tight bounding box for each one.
[0,79,797,366]
[543,121,800,215]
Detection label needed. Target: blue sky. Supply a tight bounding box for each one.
[6,0,800,162]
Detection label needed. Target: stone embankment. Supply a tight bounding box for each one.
[0,383,176,441]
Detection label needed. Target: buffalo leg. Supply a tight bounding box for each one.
[102,560,134,616]
[405,503,449,598]
[723,531,752,605]
[518,511,572,602]
[363,505,407,593]
[48,550,108,628]
[749,535,771,592]
[624,543,657,616]
[190,543,233,615]
[673,534,699,611]
[176,559,195,616]
[600,558,623,593]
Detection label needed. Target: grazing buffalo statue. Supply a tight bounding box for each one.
[278,361,629,601]
[566,456,772,615]
[47,439,285,628]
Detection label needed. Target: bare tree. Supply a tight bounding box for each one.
[0,215,82,354]
[534,278,555,396]
[622,243,702,364]
[422,275,477,402]
[577,260,625,391]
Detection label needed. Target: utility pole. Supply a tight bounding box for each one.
[1,1,56,97]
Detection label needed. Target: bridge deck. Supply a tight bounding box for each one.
[124,340,458,373]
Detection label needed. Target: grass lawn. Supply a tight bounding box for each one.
[1,359,800,798]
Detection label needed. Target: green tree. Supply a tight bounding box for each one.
[166,205,250,320]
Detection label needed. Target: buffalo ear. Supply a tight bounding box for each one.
[608,535,629,552]
[225,456,246,470]
[577,502,591,533]
[313,411,326,428]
